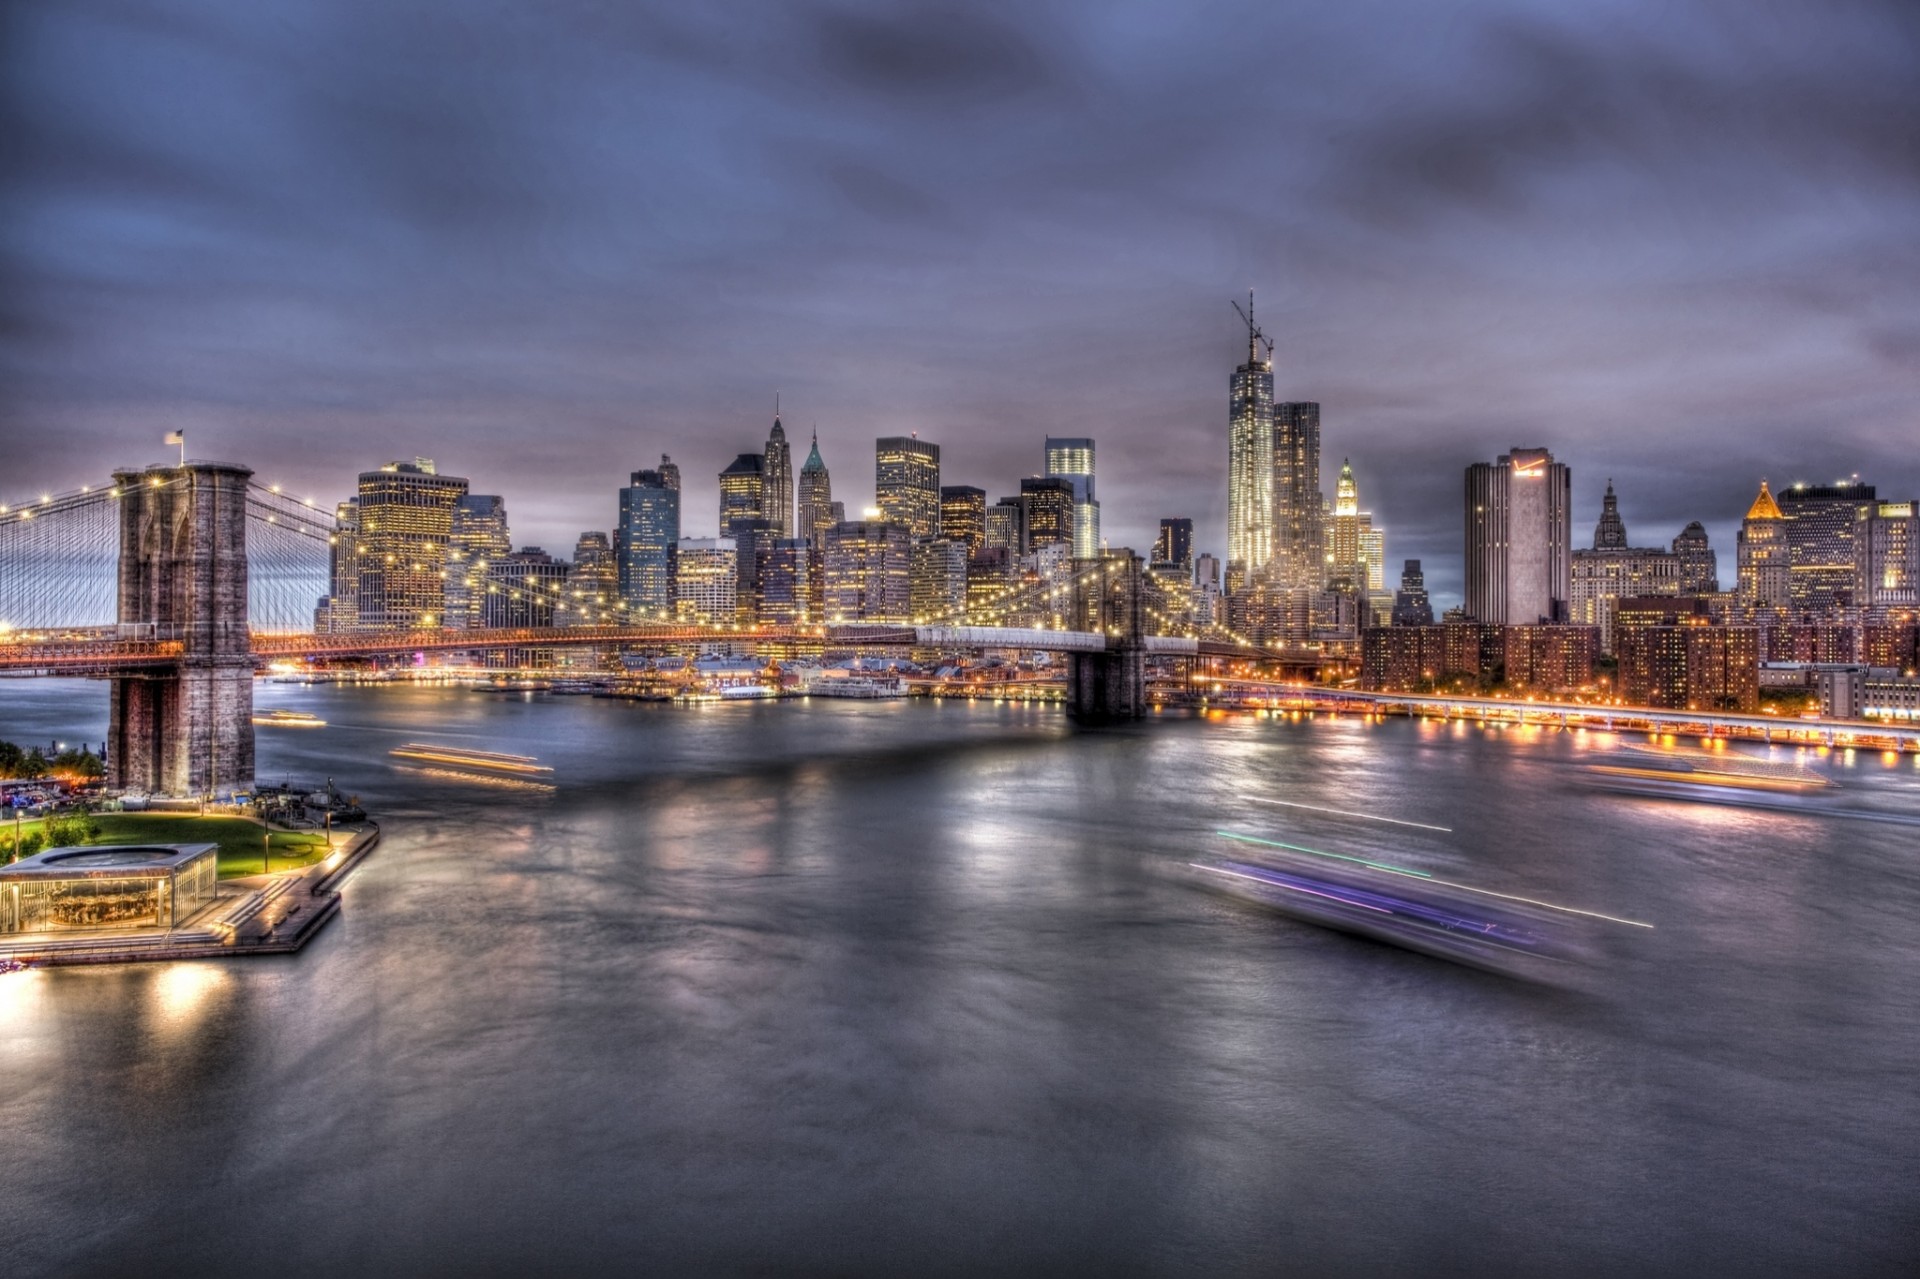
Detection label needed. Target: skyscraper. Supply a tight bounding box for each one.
[875,436,940,538]
[798,430,834,546]
[1593,480,1628,549]
[1465,448,1572,624]
[674,539,737,624]
[1736,481,1790,610]
[1273,401,1323,590]
[1391,560,1434,626]
[823,520,911,622]
[1860,500,1918,614]
[571,532,617,625]
[763,411,794,538]
[1328,460,1366,589]
[448,493,510,629]
[1044,437,1099,558]
[718,454,765,539]
[910,537,968,623]
[1778,481,1875,614]
[1019,476,1075,552]
[354,459,469,631]
[986,497,1027,558]
[321,499,361,633]
[1153,518,1193,573]
[1672,521,1719,594]
[1226,301,1275,595]
[617,469,680,615]
[656,454,680,493]
[939,486,987,560]
[481,547,569,629]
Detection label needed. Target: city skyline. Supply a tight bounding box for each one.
[3,2,1915,606]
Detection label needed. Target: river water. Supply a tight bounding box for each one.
[2,679,1917,1276]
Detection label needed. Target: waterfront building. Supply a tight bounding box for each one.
[1502,625,1598,694]
[965,547,1014,623]
[616,469,680,617]
[798,431,834,546]
[1779,482,1875,615]
[1044,437,1099,558]
[1673,521,1719,594]
[1360,626,1448,691]
[570,532,618,625]
[1866,620,1920,672]
[1736,481,1791,611]
[823,520,911,623]
[986,497,1028,559]
[354,459,469,631]
[910,538,969,623]
[718,454,766,538]
[732,519,776,625]
[1274,401,1323,593]
[1464,448,1571,625]
[320,499,361,633]
[764,413,794,538]
[1019,477,1075,552]
[1618,624,1760,712]
[1391,560,1434,626]
[1153,518,1194,574]
[674,538,738,624]
[482,548,571,629]
[940,486,987,560]
[875,436,940,538]
[0,842,218,935]
[1569,482,1682,655]
[1818,667,1920,720]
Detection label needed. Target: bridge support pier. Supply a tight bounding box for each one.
[1066,550,1148,722]
[106,461,257,797]
[1067,647,1146,720]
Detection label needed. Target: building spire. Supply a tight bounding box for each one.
[1594,478,1628,549]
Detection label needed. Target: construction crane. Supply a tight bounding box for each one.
[1231,291,1274,363]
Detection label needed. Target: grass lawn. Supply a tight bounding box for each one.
[1,812,334,878]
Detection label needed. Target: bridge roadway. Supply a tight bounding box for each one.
[0,622,1282,673]
[1198,679,1920,748]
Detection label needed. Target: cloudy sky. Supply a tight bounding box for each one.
[3,0,1915,606]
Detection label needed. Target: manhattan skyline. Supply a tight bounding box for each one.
[3,0,1916,606]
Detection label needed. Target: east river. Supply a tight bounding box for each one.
[3,678,1918,1276]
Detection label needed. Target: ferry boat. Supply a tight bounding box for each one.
[252,709,326,728]
[387,743,554,775]
[1587,743,1830,793]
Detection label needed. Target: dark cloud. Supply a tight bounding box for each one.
[1,0,1915,611]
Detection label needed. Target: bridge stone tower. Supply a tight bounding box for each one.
[108,462,256,797]
[1067,550,1148,720]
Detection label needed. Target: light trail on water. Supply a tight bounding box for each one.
[1246,795,1452,832]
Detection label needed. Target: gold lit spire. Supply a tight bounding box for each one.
[1745,480,1783,521]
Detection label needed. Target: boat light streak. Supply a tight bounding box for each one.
[1215,831,1654,929]
[1191,862,1393,914]
[1246,796,1452,832]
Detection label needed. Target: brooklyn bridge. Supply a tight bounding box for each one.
[0,458,1311,798]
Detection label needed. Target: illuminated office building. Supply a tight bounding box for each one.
[875,436,941,538]
[1274,401,1323,590]
[570,532,618,625]
[1569,482,1681,655]
[798,431,834,546]
[1778,481,1875,615]
[320,499,361,633]
[1019,477,1075,552]
[939,486,987,560]
[1736,481,1791,610]
[1860,500,1918,614]
[1673,521,1719,594]
[1153,518,1193,573]
[910,538,969,623]
[1391,560,1433,626]
[986,497,1027,558]
[1226,316,1275,594]
[763,412,794,538]
[823,520,911,622]
[674,539,737,624]
[1044,437,1099,558]
[481,547,570,629]
[718,454,765,539]
[1464,448,1571,624]
[353,459,469,631]
[617,469,679,616]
